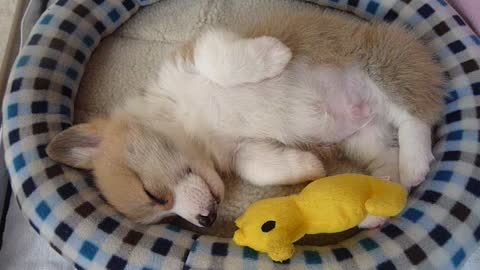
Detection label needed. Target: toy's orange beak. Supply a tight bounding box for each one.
[233,230,246,246]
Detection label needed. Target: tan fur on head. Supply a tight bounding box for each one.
[47,114,172,223]
[48,112,223,226]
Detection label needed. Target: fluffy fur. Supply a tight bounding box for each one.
[47,8,443,228]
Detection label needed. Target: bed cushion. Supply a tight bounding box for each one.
[2,0,480,269]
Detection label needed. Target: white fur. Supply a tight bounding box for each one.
[387,103,435,186]
[123,28,434,222]
[358,215,388,229]
[398,119,434,187]
[194,28,293,87]
[139,47,376,146]
[128,30,378,187]
[235,141,326,186]
[342,120,400,183]
[171,175,218,227]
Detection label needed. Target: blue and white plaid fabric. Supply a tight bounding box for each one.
[2,0,480,269]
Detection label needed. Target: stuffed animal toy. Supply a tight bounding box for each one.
[233,174,407,261]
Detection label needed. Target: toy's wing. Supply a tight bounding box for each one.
[267,243,295,262]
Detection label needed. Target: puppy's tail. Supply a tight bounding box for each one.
[364,177,408,217]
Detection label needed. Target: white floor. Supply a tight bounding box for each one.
[0,0,18,66]
[0,191,75,270]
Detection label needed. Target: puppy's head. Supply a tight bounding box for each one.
[47,113,224,227]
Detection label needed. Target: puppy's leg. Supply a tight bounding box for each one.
[343,122,400,183]
[358,215,387,229]
[235,141,326,186]
[398,118,434,187]
[194,28,292,87]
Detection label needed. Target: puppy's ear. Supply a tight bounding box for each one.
[46,119,106,169]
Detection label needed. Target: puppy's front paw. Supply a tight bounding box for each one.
[299,151,327,181]
[247,36,292,81]
[399,149,434,187]
[358,215,388,229]
[237,144,325,186]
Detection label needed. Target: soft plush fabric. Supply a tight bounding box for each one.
[1,0,480,269]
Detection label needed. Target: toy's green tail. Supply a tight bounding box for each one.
[365,179,408,217]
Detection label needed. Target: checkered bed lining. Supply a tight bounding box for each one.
[1,0,480,269]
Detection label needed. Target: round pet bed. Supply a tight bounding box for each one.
[2,0,480,269]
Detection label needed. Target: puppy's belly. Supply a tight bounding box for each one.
[200,63,377,146]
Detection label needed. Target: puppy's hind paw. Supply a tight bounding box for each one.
[398,118,435,188]
[194,29,292,87]
[358,215,388,229]
[247,36,292,81]
[399,150,433,187]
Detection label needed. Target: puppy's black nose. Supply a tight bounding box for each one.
[197,212,217,227]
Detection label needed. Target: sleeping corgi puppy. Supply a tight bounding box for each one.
[47,8,443,227]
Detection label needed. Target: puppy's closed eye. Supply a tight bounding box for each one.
[145,189,169,205]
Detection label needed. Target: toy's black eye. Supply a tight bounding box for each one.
[261,220,276,232]
[185,167,193,174]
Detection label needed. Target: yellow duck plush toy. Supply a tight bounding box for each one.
[233,174,407,262]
